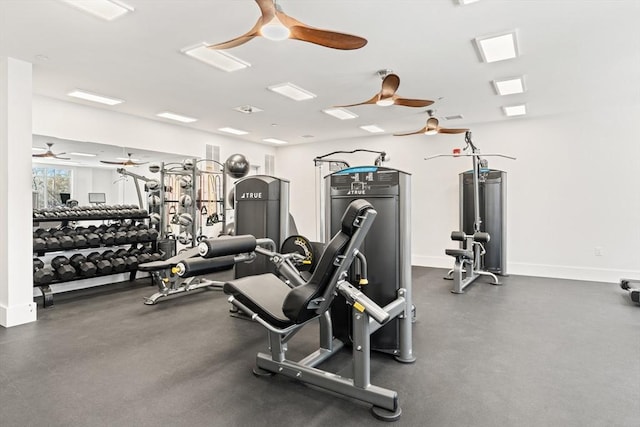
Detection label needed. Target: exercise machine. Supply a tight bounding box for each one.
[233,175,294,278]
[425,131,515,294]
[619,278,640,305]
[325,164,413,356]
[221,199,413,421]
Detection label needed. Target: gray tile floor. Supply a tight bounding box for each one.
[1,267,639,427]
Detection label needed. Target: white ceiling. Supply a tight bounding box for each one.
[1,0,639,148]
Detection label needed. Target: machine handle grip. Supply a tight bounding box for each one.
[337,282,390,325]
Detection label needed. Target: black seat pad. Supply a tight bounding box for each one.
[445,248,473,260]
[224,273,294,328]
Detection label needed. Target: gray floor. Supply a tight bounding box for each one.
[1,267,639,427]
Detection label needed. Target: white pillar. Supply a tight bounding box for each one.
[0,57,37,327]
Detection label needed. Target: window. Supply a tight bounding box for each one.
[32,167,72,208]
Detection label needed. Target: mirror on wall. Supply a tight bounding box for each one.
[32,134,195,208]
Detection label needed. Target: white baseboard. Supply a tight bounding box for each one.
[411,256,638,284]
[0,302,37,328]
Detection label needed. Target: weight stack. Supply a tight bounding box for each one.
[234,175,290,278]
[460,169,507,275]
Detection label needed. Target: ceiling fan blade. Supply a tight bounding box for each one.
[276,7,366,50]
[207,17,264,50]
[438,128,469,134]
[394,97,435,108]
[381,74,400,98]
[100,160,127,165]
[288,25,367,50]
[334,93,379,108]
[32,153,50,158]
[54,156,71,160]
[393,127,428,137]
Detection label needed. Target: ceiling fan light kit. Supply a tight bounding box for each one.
[260,16,291,40]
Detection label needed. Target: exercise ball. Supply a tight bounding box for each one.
[225,154,250,179]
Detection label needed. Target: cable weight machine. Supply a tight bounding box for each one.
[425,131,515,294]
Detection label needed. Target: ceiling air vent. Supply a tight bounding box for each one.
[233,105,263,114]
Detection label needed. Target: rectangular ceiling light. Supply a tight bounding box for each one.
[503,104,527,117]
[69,152,97,157]
[360,125,385,133]
[67,90,123,105]
[60,0,134,21]
[474,30,519,63]
[32,147,46,152]
[493,77,525,95]
[322,108,358,120]
[263,138,288,145]
[267,83,317,101]
[219,127,249,135]
[183,43,250,72]
[156,111,198,123]
[458,0,480,4]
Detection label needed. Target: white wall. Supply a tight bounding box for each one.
[275,106,640,283]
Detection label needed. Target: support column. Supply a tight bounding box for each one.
[0,57,37,327]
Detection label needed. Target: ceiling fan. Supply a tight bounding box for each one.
[100,153,147,167]
[32,143,70,160]
[335,71,434,108]
[208,0,367,50]
[394,110,469,136]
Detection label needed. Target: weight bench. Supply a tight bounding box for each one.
[223,199,414,421]
[138,236,269,305]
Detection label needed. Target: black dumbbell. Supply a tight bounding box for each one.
[51,256,76,281]
[87,252,113,276]
[128,247,141,256]
[148,228,159,241]
[33,237,46,252]
[149,252,163,262]
[34,265,55,285]
[73,234,88,248]
[85,232,101,246]
[111,257,127,273]
[114,231,128,244]
[137,253,152,264]
[126,230,139,243]
[45,236,61,251]
[34,228,49,238]
[58,235,74,249]
[101,250,115,260]
[137,229,150,242]
[101,231,115,245]
[69,254,97,278]
[33,258,45,272]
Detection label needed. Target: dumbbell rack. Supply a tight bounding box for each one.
[33,205,158,307]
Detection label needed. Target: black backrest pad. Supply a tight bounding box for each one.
[283,199,373,323]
